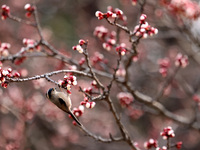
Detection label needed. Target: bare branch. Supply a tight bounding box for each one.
[105,96,140,150]
[83,43,105,90]
[79,125,124,143]
[107,55,122,92]
[124,82,200,130]
[8,14,36,26]
[7,70,91,83]
[32,2,44,40]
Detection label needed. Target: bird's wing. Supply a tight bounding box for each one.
[57,92,72,109]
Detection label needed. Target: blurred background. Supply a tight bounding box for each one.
[0,0,200,149]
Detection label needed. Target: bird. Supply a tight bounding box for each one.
[46,88,82,126]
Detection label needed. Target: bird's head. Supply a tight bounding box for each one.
[46,88,56,99]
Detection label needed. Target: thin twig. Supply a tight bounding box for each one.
[0,41,41,63]
[33,2,44,40]
[8,15,36,26]
[124,82,200,130]
[107,55,122,92]
[138,0,146,13]
[83,43,105,90]
[106,19,131,34]
[105,96,140,150]
[7,70,91,83]
[124,52,137,82]
[79,125,124,143]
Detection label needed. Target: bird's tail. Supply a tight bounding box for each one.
[69,111,82,126]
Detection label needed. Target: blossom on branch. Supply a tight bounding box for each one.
[0,66,20,88]
[144,138,158,149]
[158,57,170,77]
[116,43,127,56]
[160,126,175,139]
[161,0,200,20]
[0,42,10,57]
[71,105,84,125]
[134,14,158,38]
[1,5,10,20]
[117,92,134,107]
[95,6,127,24]
[24,3,35,17]
[23,38,39,51]
[58,75,77,94]
[91,52,108,67]
[72,39,87,54]
[94,26,109,39]
[175,53,189,68]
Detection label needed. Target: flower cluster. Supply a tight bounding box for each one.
[79,80,98,110]
[102,38,116,51]
[72,105,84,117]
[158,57,170,77]
[72,39,86,53]
[116,43,127,56]
[24,4,35,17]
[144,139,158,149]
[94,26,117,52]
[134,14,158,38]
[95,6,127,24]
[1,5,10,20]
[0,42,10,57]
[175,53,188,68]
[143,126,182,150]
[23,38,39,51]
[161,0,200,20]
[83,80,99,95]
[160,126,175,140]
[80,97,96,109]
[91,80,98,89]
[0,67,20,88]
[91,52,108,68]
[83,87,93,95]
[13,38,39,65]
[58,75,77,94]
[94,26,128,55]
[117,92,134,107]
[94,26,109,39]
[71,105,84,125]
